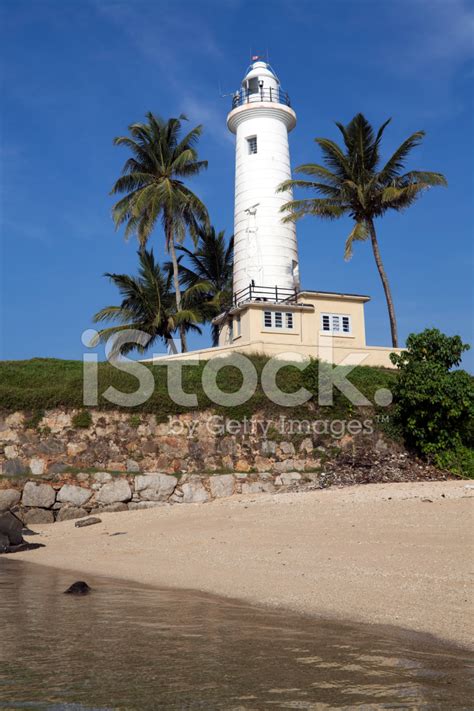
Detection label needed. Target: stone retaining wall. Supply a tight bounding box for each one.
[0,470,314,523]
[0,408,448,523]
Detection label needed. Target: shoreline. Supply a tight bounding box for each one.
[12,480,474,648]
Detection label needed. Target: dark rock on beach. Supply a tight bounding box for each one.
[64,581,91,595]
[0,511,24,546]
[0,510,45,553]
[75,516,102,528]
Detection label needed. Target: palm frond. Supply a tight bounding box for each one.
[344,221,369,260]
[377,131,425,183]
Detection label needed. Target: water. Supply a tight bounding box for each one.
[0,559,472,710]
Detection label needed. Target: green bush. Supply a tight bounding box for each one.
[434,445,474,479]
[390,329,474,471]
[72,409,93,429]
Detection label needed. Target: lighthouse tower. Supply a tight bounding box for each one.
[227,60,299,302]
[153,58,396,367]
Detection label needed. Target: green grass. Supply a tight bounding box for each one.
[0,356,396,426]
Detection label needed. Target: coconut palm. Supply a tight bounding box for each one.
[279,114,447,347]
[110,112,209,351]
[177,226,234,346]
[93,249,201,357]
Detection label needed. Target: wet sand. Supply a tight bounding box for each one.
[13,480,474,647]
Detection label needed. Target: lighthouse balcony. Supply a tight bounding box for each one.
[232,283,298,307]
[231,87,291,109]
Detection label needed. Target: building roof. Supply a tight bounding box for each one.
[298,289,371,302]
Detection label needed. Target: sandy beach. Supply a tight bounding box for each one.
[13,480,474,647]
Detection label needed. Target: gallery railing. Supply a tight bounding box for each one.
[231,88,291,109]
[232,284,298,306]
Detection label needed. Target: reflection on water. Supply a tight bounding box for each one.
[0,559,472,710]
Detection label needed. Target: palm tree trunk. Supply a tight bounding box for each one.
[368,219,398,348]
[167,226,187,352]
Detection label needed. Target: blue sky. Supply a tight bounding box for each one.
[1,0,473,368]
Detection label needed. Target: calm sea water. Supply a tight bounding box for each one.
[0,559,472,710]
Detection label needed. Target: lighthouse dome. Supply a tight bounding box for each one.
[241,60,280,86]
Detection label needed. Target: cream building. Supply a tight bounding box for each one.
[152,60,401,367]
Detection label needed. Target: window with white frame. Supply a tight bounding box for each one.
[263,310,294,330]
[321,313,351,335]
[247,135,257,154]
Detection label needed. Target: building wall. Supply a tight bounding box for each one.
[151,292,401,369]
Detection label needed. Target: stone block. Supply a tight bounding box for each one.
[57,485,93,507]
[0,489,21,512]
[134,473,177,501]
[209,474,235,499]
[96,480,131,504]
[22,482,56,508]
[56,506,88,522]
[181,480,209,504]
[24,508,54,524]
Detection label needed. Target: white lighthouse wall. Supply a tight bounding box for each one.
[232,111,299,297]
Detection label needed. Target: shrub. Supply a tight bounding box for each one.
[72,409,93,429]
[390,329,473,465]
[434,445,474,479]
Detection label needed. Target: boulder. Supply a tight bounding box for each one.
[75,473,90,483]
[4,458,27,476]
[241,481,275,494]
[278,472,302,486]
[299,437,314,454]
[4,445,19,459]
[24,508,54,524]
[0,511,24,546]
[22,482,56,508]
[134,473,177,501]
[64,581,91,595]
[75,516,101,528]
[181,480,209,504]
[29,457,46,476]
[254,456,273,473]
[93,472,112,484]
[57,484,92,507]
[274,459,300,473]
[209,474,235,499]
[96,479,131,504]
[0,489,21,512]
[279,441,295,456]
[126,459,140,473]
[56,506,88,522]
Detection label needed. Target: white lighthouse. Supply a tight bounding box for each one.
[151,59,400,367]
[203,59,397,368]
[227,60,299,302]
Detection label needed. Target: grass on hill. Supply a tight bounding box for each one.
[0,356,397,426]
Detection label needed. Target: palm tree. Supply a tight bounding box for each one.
[110,112,209,352]
[279,114,447,347]
[177,226,234,346]
[92,249,201,357]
